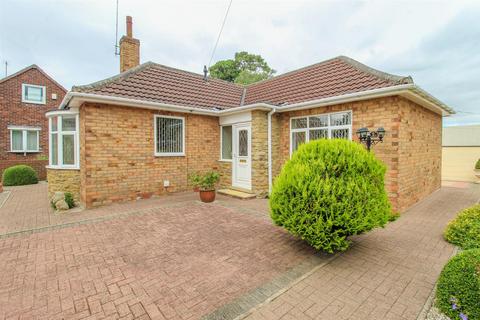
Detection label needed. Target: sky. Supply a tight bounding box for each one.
[1,0,479,126]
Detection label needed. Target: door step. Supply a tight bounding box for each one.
[218,188,256,200]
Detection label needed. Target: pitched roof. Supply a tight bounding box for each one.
[73,62,245,110]
[244,56,412,105]
[72,56,426,111]
[0,64,67,92]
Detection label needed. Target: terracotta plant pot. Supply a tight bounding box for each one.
[199,190,216,203]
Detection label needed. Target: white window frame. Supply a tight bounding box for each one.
[154,115,186,157]
[47,111,80,169]
[220,125,233,162]
[290,110,353,155]
[8,126,41,153]
[22,83,46,104]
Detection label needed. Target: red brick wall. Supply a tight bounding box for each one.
[0,67,66,180]
[273,96,442,212]
[80,103,220,207]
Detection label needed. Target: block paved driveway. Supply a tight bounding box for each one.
[243,182,480,320]
[0,185,316,320]
[0,182,478,320]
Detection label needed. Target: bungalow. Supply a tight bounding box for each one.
[47,17,454,212]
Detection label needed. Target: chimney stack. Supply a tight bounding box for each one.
[126,16,133,37]
[119,16,140,73]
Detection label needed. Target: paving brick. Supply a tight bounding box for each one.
[246,184,480,319]
[0,184,314,319]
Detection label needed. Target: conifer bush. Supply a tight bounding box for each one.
[270,139,391,253]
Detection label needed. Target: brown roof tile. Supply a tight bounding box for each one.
[73,62,245,110]
[244,56,412,105]
[73,56,412,110]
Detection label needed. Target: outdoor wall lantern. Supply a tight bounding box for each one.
[356,127,386,151]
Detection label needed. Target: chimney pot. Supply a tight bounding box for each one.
[126,16,133,38]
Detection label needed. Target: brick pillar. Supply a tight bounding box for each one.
[119,16,140,73]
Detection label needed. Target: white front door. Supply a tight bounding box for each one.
[232,124,251,190]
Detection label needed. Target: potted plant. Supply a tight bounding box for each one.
[474,159,480,180]
[188,172,201,192]
[198,171,220,203]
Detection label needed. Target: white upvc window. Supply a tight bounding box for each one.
[220,125,233,161]
[8,126,41,153]
[48,112,79,169]
[154,115,185,156]
[22,84,46,104]
[290,110,352,155]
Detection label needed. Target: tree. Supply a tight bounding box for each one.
[209,51,276,85]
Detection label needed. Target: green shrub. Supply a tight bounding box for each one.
[475,159,480,170]
[270,139,391,253]
[444,205,480,250]
[64,192,75,209]
[188,172,202,189]
[436,249,480,320]
[198,171,220,191]
[2,165,38,186]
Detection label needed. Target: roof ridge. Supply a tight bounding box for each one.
[240,87,247,106]
[73,61,244,93]
[0,64,67,92]
[337,56,413,85]
[245,55,413,90]
[151,63,245,88]
[0,64,37,84]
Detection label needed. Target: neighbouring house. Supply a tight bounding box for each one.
[0,65,67,180]
[442,125,480,182]
[46,16,454,212]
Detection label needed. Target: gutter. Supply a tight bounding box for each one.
[274,84,453,116]
[60,92,220,116]
[60,84,453,117]
[275,84,416,112]
[60,92,275,116]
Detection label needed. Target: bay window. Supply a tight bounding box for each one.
[8,126,40,153]
[48,112,79,168]
[290,111,352,154]
[154,115,185,156]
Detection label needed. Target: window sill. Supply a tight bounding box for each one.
[154,153,186,157]
[46,165,80,170]
[22,100,46,105]
[9,150,41,154]
[218,159,232,162]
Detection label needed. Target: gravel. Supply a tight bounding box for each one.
[425,305,451,320]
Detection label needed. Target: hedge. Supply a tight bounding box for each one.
[2,165,38,186]
[436,249,480,320]
[270,139,391,253]
[444,204,480,250]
